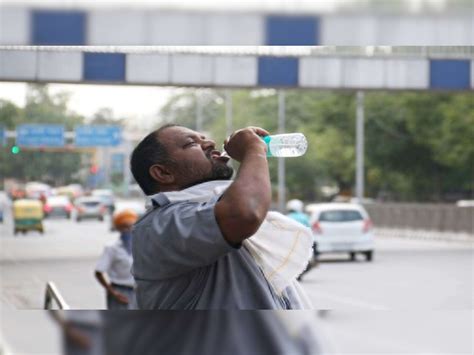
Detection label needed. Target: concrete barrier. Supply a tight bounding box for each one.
[364,203,473,234]
[374,227,473,243]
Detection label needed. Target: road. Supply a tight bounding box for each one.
[1,211,472,354]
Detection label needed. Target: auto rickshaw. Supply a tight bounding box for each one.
[13,199,44,235]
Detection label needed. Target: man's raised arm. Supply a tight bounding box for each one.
[215,127,271,245]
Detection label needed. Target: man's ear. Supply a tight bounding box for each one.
[149,164,175,185]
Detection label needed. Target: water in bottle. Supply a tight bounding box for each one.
[262,133,308,157]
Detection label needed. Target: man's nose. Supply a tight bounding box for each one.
[201,139,216,150]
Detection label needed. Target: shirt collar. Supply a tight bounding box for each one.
[150,193,171,208]
[150,180,232,207]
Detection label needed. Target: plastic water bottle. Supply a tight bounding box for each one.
[262,133,308,158]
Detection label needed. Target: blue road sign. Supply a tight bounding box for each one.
[75,125,122,147]
[16,124,65,147]
[0,126,5,146]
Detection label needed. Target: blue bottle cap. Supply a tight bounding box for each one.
[262,135,272,157]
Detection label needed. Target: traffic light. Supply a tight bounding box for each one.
[11,145,20,154]
[90,164,99,174]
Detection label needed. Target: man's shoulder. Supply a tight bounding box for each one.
[134,200,216,236]
[99,242,119,258]
[142,200,215,220]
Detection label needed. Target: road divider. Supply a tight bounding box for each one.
[374,227,473,243]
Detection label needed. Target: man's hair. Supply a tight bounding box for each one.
[130,124,178,195]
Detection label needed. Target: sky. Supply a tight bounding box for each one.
[0,82,177,129]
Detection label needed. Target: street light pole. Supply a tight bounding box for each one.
[225,89,234,168]
[225,89,233,137]
[356,91,365,202]
[278,90,286,212]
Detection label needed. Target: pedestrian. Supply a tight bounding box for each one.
[94,209,138,309]
[130,125,314,310]
[286,199,310,227]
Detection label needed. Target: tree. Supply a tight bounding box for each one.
[156,88,472,202]
[0,85,85,186]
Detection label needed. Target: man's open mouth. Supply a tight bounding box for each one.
[210,150,230,163]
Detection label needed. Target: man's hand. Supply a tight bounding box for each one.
[224,127,269,162]
[64,324,92,349]
[110,289,129,304]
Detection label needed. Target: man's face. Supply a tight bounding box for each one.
[159,126,233,189]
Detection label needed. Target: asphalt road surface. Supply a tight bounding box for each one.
[1,210,472,354]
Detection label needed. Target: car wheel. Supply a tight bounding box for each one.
[365,251,373,262]
[99,216,104,222]
[349,252,356,261]
[311,245,320,267]
[76,217,81,222]
[312,242,319,257]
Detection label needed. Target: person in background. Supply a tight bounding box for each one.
[286,199,310,227]
[95,209,138,309]
[286,199,318,280]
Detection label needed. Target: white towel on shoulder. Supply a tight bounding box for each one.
[163,180,314,307]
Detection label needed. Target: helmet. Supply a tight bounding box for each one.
[286,199,304,213]
[113,209,138,229]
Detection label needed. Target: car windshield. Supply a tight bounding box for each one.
[319,210,364,222]
[48,197,69,204]
[92,190,112,196]
[98,195,113,202]
[76,198,102,205]
[82,202,100,207]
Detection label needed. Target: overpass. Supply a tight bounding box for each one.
[1,46,473,90]
[1,5,473,46]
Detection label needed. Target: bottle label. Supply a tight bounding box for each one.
[262,135,272,157]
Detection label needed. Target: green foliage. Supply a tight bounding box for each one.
[0,85,85,185]
[156,88,473,202]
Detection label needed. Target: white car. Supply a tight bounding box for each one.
[43,195,73,219]
[92,189,116,214]
[75,197,107,222]
[25,182,52,199]
[306,203,375,261]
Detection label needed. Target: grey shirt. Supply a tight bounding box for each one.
[131,193,299,310]
[104,312,322,355]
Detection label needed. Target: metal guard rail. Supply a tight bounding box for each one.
[44,282,70,310]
